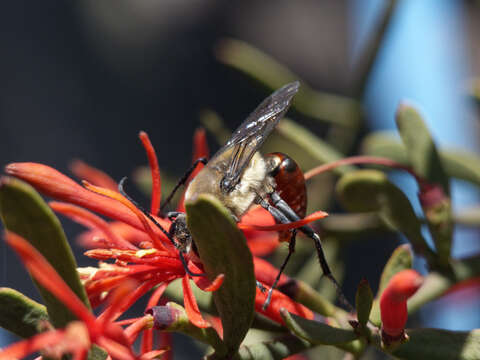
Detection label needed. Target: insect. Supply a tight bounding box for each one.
[121,82,346,308]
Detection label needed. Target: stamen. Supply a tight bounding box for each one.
[139,131,162,216]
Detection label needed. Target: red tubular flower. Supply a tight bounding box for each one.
[70,159,118,191]
[1,232,143,360]
[138,131,162,216]
[4,162,171,241]
[255,283,314,324]
[380,269,423,343]
[4,129,321,332]
[176,127,209,212]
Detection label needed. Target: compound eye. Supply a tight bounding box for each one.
[281,156,297,173]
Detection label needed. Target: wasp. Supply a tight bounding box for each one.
[121,82,345,308]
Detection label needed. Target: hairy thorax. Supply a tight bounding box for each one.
[185,152,274,219]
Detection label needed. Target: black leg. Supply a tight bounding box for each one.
[262,193,354,312]
[256,281,267,293]
[160,157,207,213]
[263,230,296,310]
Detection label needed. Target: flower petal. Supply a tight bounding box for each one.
[176,128,209,212]
[0,329,66,360]
[182,275,210,328]
[139,131,162,216]
[194,273,225,292]
[255,282,313,324]
[50,202,136,250]
[380,269,423,339]
[238,211,328,231]
[5,163,171,245]
[5,232,96,328]
[70,159,117,191]
[253,257,290,288]
[83,181,171,251]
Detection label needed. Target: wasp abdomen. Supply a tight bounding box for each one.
[266,152,307,242]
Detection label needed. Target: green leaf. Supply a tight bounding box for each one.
[0,288,48,338]
[87,346,108,360]
[0,177,90,328]
[200,110,231,146]
[378,244,414,296]
[441,150,480,187]
[370,244,413,325]
[395,103,453,262]
[362,133,480,187]
[277,119,356,175]
[335,170,431,259]
[361,132,408,163]
[235,335,310,360]
[186,194,256,357]
[390,328,480,360]
[395,104,450,193]
[281,310,362,355]
[355,279,373,328]
[215,38,361,127]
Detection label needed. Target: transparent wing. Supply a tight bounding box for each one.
[209,81,300,187]
[225,81,300,148]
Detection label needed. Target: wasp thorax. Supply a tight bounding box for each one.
[220,176,235,194]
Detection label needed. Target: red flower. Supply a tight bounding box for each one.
[380,269,423,343]
[1,232,166,360]
[4,129,322,332]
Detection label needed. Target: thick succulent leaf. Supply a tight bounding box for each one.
[0,177,90,327]
[335,170,431,259]
[186,194,255,357]
[390,328,480,360]
[362,132,480,187]
[0,288,47,338]
[361,132,408,164]
[200,110,231,145]
[87,346,108,360]
[215,38,361,127]
[234,335,310,360]
[277,119,356,175]
[378,245,414,296]
[395,103,450,194]
[281,310,358,348]
[396,104,453,262]
[355,279,373,328]
[370,245,413,325]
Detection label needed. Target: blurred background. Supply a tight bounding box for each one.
[1,0,480,358]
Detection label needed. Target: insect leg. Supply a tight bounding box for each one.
[270,192,333,275]
[263,230,296,310]
[257,198,298,309]
[160,157,208,213]
[256,281,267,293]
[269,191,354,312]
[118,177,205,277]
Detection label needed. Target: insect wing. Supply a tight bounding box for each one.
[209,81,300,184]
